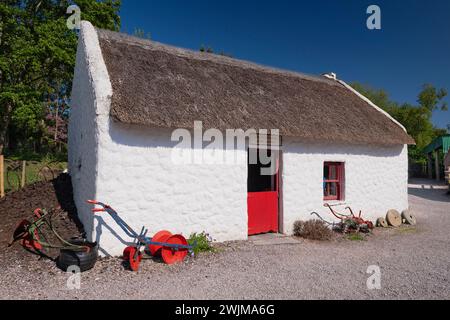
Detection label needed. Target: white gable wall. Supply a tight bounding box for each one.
[68,21,112,239]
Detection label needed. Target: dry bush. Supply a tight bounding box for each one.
[293,219,334,241]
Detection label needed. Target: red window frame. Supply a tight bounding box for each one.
[323,162,344,201]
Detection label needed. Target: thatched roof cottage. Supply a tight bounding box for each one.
[69,21,414,256]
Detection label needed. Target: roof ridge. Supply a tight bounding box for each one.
[95,27,340,87]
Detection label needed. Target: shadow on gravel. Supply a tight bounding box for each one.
[408,187,450,203]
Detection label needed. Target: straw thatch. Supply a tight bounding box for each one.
[96,28,414,146]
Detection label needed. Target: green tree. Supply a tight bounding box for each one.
[351,82,448,163]
[0,0,121,155]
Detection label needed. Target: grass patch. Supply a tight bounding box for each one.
[187,232,216,256]
[3,159,67,193]
[346,233,366,241]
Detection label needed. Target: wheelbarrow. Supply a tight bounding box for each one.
[87,200,196,271]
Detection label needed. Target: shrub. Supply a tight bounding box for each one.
[293,219,334,241]
[187,232,216,256]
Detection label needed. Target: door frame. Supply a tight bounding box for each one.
[277,148,284,234]
[246,141,284,235]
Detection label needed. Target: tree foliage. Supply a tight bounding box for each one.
[0,0,121,156]
[351,82,448,163]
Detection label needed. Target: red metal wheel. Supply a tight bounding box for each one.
[161,234,188,265]
[148,230,172,256]
[123,246,142,271]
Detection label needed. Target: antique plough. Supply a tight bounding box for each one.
[87,200,196,271]
[9,208,91,254]
[311,203,374,233]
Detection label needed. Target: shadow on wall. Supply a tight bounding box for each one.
[283,137,405,158]
[110,120,189,149]
[109,119,269,151]
[94,215,135,257]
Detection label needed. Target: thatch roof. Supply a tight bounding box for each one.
[95,28,414,146]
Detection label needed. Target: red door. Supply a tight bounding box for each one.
[247,149,279,235]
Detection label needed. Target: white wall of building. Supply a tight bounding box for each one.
[282,138,409,234]
[68,21,112,240]
[94,122,249,256]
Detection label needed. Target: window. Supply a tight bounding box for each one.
[323,162,344,201]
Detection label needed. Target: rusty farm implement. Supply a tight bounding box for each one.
[9,208,93,253]
[311,203,374,233]
[9,208,98,272]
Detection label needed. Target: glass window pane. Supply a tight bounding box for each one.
[329,166,337,180]
[324,165,329,180]
[329,182,337,196]
[324,182,338,197]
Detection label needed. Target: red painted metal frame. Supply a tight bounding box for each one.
[324,162,345,201]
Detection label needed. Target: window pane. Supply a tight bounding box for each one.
[324,182,338,197]
[329,182,337,196]
[324,165,329,180]
[329,166,337,180]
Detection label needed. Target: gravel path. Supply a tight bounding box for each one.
[1,185,449,300]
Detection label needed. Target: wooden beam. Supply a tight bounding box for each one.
[21,160,26,188]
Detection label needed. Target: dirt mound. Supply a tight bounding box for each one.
[0,174,84,266]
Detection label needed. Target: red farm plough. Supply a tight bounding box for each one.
[9,208,93,254]
[87,201,196,271]
[311,203,374,233]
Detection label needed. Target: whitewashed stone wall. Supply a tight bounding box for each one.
[69,21,410,256]
[282,139,409,233]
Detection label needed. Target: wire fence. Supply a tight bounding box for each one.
[0,156,67,196]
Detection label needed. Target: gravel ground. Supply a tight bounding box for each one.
[1,184,449,300]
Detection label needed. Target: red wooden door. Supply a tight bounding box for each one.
[248,191,278,235]
[247,155,279,235]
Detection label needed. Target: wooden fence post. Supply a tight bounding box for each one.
[21,160,26,188]
[0,155,4,198]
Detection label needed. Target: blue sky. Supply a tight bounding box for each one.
[119,0,450,129]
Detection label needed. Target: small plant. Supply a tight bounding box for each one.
[187,232,216,256]
[293,219,334,241]
[346,233,365,241]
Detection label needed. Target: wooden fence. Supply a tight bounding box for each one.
[0,155,66,198]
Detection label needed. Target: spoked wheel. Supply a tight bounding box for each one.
[123,246,142,271]
[148,230,172,256]
[161,235,188,265]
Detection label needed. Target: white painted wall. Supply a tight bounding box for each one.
[282,138,409,234]
[69,21,410,257]
[68,21,112,239]
[94,122,249,256]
